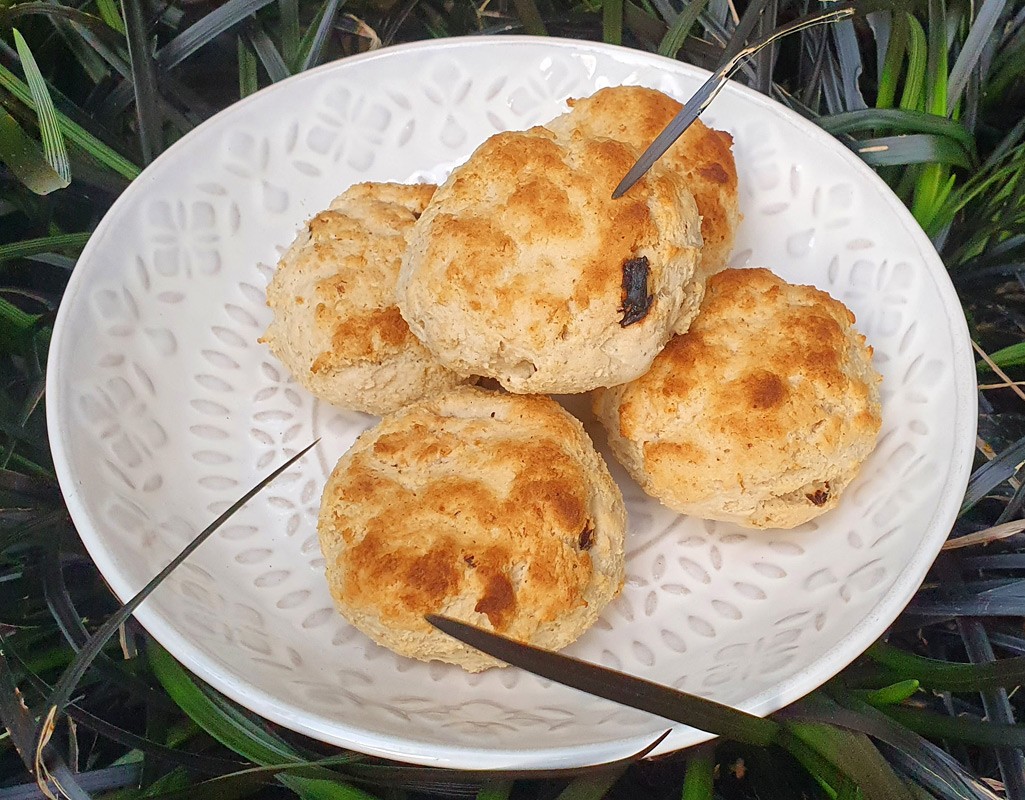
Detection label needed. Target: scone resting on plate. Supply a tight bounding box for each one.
[261,182,470,416]
[594,268,882,530]
[317,386,626,672]
[547,85,740,280]
[397,125,703,395]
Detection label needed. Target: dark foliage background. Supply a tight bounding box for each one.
[1,0,1025,797]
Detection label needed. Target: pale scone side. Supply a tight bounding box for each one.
[261,181,469,416]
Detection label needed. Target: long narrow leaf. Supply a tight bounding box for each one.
[855,133,972,168]
[147,643,304,766]
[298,0,341,72]
[0,107,66,194]
[0,233,90,263]
[681,750,714,799]
[876,9,907,108]
[427,615,780,746]
[96,0,126,32]
[830,16,867,110]
[510,0,547,36]
[781,719,916,800]
[885,705,1025,749]
[720,0,770,63]
[819,108,974,149]
[0,764,141,799]
[121,0,163,164]
[155,0,278,71]
[0,62,140,179]
[810,696,998,800]
[39,442,317,734]
[603,0,623,45]
[658,0,708,58]
[278,0,301,67]
[948,0,1008,108]
[925,0,948,116]
[962,434,1025,514]
[11,29,70,186]
[276,774,378,800]
[900,14,927,111]
[238,37,258,98]
[753,0,777,95]
[245,21,290,82]
[956,617,1025,800]
[554,771,624,800]
[476,784,512,800]
[865,9,890,79]
[868,640,1025,692]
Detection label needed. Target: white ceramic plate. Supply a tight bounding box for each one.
[47,36,976,769]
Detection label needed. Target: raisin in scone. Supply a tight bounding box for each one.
[396,127,703,394]
[547,85,740,281]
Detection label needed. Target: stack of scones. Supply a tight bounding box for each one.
[260,86,882,671]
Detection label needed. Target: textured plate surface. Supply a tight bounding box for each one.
[47,37,976,769]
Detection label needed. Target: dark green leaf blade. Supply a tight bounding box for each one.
[426,615,780,745]
[298,0,341,72]
[11,29,70,186]
[0,62,141,179]
[246,20,291,82]
[781,719,916,800]
[156,0,279,71]
[121,0,163,163]
[658,0,709,59]
[948,0,1008,108]
[855,134,972,168]
[820,108,974,149]
[0,107,67,194]
[961,434,1025,515]
[803,696,994,800]
[39,441,318,733]
[511,0,548,36]
[0,233,90,263]
[603,0,623,45]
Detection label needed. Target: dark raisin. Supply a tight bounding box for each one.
[806,482,831,506]
[619,256,654,327]
[463,554,476,568]
[578,524,595,551]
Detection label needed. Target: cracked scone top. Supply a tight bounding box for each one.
[396,125,703,394]
[317,387,626,671]
[546,85,740,280]
[261,182,470,416]
[593,268,882,530]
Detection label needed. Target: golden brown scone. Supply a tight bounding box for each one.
[261,182,470,416]
[547,86,740,282]
[397,126,703,394]
[318,386,626,671]
[593,268,882,529]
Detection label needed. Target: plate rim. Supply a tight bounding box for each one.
[46,34,978,769]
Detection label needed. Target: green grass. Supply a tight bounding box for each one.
[1,0,1025,798]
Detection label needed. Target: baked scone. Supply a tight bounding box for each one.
[397,126,703,394]
[261,182,469,416]
[318,386,626,671]
[593,268,882,529]
[547,85,740,280]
